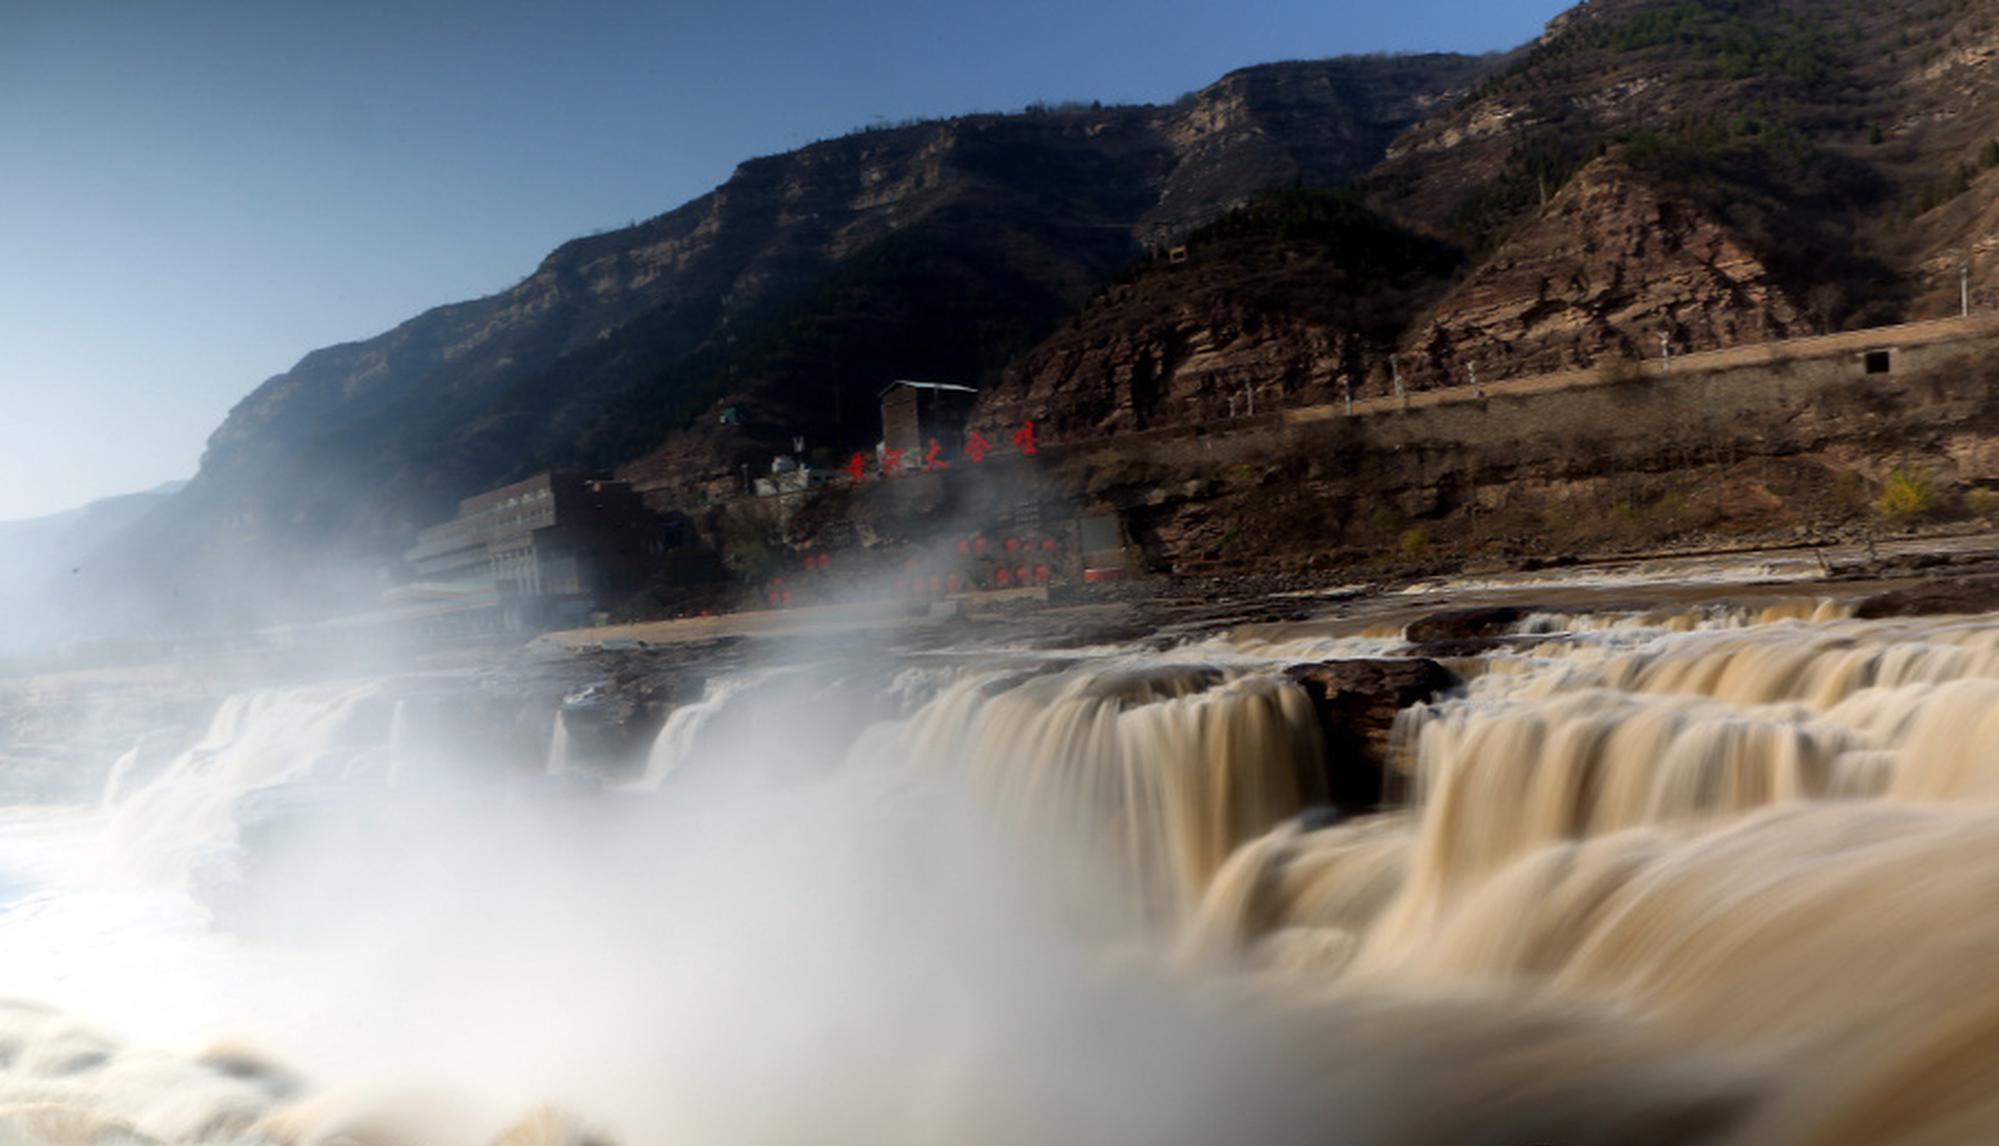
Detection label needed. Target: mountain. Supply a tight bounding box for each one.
[0,482,183,653]
[981,0,1999,422]
[974,187,1459,438]
[79,52,1495,629]
[83,0,1999,632]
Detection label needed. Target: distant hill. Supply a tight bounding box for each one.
[0,482,183,652]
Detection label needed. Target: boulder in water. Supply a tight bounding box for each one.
[1285,658,1459,811]
[1851,576,1999,619]
[1402,605,1548,644]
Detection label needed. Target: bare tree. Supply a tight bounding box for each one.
[1806,282,1847,335]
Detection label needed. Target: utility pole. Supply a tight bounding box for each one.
[1659,331,1672,375]
[1469,362,1483,399]
[1392,355,1408,410]
[1342,376,1353,416]
[1245,385,1255,417]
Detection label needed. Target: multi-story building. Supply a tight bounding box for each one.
[400,472,668,630]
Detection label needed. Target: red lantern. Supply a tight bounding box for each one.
[781,590,793,606]
[1015,566,1030,584]
[766,591,779,606]
[956,538,969,555]
[1035,564,1050,582]
[995,568,1012,587]
[1004,537,1019,552]
[818,552,830,570]
[1041,538,1057,552]
[973,537,989,555]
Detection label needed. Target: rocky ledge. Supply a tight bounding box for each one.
[1286,657,1461,810]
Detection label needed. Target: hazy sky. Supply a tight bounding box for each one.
[0,0,1568,523]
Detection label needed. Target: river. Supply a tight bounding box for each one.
[2,554,1998,1143]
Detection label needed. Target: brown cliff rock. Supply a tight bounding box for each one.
[1403,160,1804,386]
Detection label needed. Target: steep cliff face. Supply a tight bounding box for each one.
[977,190,1456,437]
[1400,160,1806,386]
[1146,56,1496,233]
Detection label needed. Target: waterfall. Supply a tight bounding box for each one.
[1187,608,1999,972]
[29,593,1999,1143]
[856,662,1326,924]
[623,672,774,791]
[102,684,384,886]
[545,711,571,778]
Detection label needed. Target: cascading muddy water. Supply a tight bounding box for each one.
[0,655,1359,1144]
[22,596,1999,1142]
[849,662,1327,924]
[1186,602,1999,1143]
[104,684,388,886]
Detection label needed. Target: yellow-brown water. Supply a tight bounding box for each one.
[1187,604,1999,1144]
[13,600,1999,1142]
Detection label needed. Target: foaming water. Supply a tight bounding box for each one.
[18,595,1999,1141]
[850,662,1326,923]
[104,685,387,885]
[1185,602,1999,1142]
[621,670,779,791]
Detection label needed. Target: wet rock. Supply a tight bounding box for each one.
[1403,605,1553,644]
[1285,658,1460,811]
[1851,576,1999,619]
[1406,632,1573,659]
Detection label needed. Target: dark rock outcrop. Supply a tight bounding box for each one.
[1286,658,1460,811]
[1852,577,1999,620]
[1403,606,1548,644]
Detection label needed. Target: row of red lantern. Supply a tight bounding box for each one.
[953,536,1059,556]
[892,565,1052,596]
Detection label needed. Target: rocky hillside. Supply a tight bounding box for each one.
[981,0,1999,420]
[71,0,1999,635]
[975,188,1457,438]
[84,52,1491,631]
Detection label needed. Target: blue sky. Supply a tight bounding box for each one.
[0,0,1569,522]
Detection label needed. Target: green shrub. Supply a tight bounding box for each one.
[1877,467,1940,522]
[1965,488,1999,519]
[1398,527,1431,559]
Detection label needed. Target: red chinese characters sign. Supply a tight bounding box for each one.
[846,424,1041,484]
